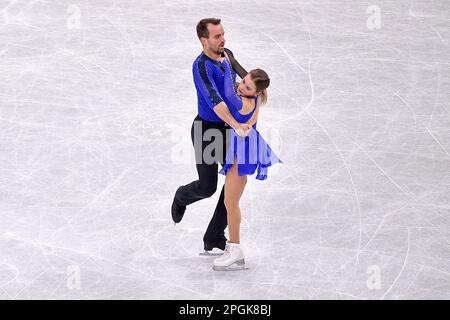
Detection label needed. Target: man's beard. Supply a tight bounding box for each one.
[213,46,224,55]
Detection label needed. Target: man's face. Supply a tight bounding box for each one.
[201,23,225,55]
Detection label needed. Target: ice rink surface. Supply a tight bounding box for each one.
[0,0,449,299]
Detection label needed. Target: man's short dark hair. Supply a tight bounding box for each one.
[196,18,221,39]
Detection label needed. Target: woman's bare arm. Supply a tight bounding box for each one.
[246,100,261,127]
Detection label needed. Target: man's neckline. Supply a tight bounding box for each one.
[202,51,221,63]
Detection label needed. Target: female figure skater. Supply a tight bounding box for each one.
[213,52,283,271]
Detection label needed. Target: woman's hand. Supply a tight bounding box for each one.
[217,51,230,63]
[235,123,252,137]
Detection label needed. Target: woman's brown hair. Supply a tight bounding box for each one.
[249,69,270,105]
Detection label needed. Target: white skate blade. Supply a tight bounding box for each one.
[199,250,223,256]
[213,259,249,271]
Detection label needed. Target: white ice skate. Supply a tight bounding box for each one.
[212,243,248,271]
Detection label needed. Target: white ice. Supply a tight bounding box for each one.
[0,0,449,299]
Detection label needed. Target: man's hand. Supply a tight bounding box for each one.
[235,123,252,137]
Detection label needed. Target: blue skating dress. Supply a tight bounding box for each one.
[219,59,283,180]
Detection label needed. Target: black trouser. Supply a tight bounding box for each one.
[174,115,230,247]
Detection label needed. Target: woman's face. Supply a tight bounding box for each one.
[237,74,258,97]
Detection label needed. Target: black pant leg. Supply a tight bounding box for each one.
[174,116,219,206]
[203,124,230,247]
[203,184,228,246]
[174,116,230,248]
[175,163,218,206]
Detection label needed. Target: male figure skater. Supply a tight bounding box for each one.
[171,18,249,254]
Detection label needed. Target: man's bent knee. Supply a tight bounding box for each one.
[199,184,217,198]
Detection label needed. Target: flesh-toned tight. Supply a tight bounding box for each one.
[224,156,247,244]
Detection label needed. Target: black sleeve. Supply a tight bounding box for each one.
[224,48,248,79]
